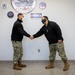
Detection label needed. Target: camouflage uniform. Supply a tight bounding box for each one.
[49,42,67,62]
[12,41,23,64]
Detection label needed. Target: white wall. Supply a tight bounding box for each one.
[0,0,75,60]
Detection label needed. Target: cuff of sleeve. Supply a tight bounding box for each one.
[33,35,36,38]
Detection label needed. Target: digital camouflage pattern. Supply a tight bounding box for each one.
[49,42,67,62]
[12,41,23,64]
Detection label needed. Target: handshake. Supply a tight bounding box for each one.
[29,35,34,40]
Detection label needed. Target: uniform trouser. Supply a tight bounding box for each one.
[12,41,23,64]
[49,42,68,62]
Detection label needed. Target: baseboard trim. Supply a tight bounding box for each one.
[0,60,75,63]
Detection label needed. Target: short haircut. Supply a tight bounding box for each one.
[17,13,23,16]
[43,16,48,20]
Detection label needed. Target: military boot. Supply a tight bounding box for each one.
[63,61,70,71]
[18,61,27,67]
[45,62,54,69]
[13,63,22,70]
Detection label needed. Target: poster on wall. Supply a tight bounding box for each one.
[39,2,46,10]
[7,11,14,18]
[1,2,7,9]
[11,0,37,14]
[31,13,42,18]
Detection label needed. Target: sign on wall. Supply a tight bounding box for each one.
[11,0,37,14]
[7,11,14,18]
[39,2,46,10]
[1,2,8,9]
[31,13,42,18]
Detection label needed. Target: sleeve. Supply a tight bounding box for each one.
[53,23,63,40]
[17,24,30,37]
[33,27,44,38]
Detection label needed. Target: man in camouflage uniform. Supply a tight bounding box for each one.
[11,13,30,70]
[30,16,70,71]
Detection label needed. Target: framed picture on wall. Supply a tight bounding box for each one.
[11,0,37,14]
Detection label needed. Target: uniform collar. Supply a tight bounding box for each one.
[17,19,23,23]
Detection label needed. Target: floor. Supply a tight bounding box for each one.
[0,61,75,75]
